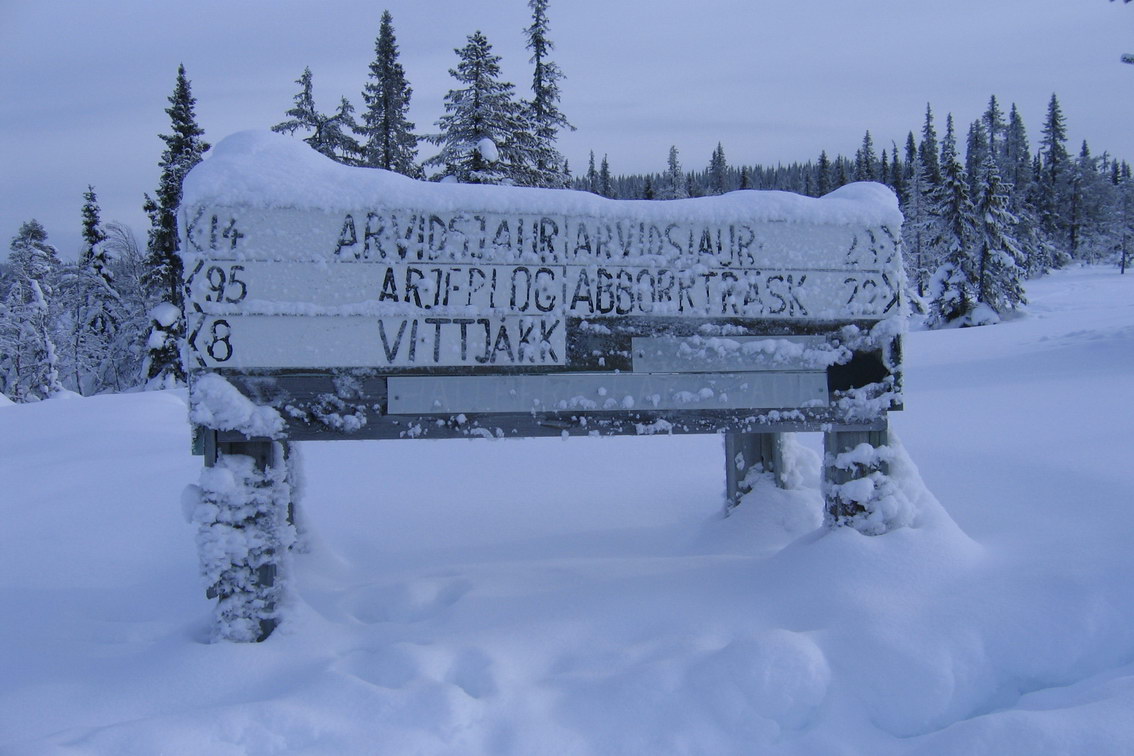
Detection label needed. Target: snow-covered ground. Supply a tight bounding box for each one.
[1,266,1132,755]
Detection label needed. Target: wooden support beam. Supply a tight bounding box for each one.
[823,425,890,528]
[724,432,785,510]
[199,438,292,642]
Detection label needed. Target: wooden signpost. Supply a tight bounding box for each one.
[181,132,905,642]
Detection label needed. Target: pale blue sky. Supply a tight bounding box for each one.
[2,0,1131,257]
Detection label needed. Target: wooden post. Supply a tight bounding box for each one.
[201,435,291,642]
[823,425,889,528]
[724,432,785,510]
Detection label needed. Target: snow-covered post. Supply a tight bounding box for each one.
[187,374,296,642]
[823,427,894,534]
[725,432,785,509]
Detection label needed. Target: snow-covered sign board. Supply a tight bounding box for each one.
[181,132,907,642]
[182,132,904,442]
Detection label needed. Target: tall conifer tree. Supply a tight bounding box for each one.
[1037,93,1071,251]
[143,64,208,386]
[901,132,933,299]
[360,11,419,176]
[71,187,124,394]
[816,151,832,196]
[983,95,1006,164]
[974,154,1026,317]
[919,104,941,188]
[928,114,979,327]
[965,119,989,197]
[524,0,573,187]
[708,143,729,195]
[273,68,361,165]
[854,131,877,181]
[427,31,530,185]
[1,220,63,401]
[659,146,687,199]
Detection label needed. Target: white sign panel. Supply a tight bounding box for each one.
[183,205,900,371]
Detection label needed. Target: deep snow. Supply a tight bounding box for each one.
[1,266,1133,754]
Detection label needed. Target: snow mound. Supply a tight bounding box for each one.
[2,267,1134,753]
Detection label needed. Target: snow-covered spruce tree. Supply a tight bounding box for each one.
[143,64,208,388]
[708,143,729,195]
[901,132,934,301]
[359,11,419,176]
[983,94,1007,169]
[854,131,877,181]
[1,220,63,402]
[659,145,688,200]
[973,154,1026,319]
[965,119,989,200]
[1068,140,1113,260]
[103,222,149,388]
[585,151,599,194]
[1037,93,1071,256]
[273,67,362,166]
[889,144,904,198]
[1002,104,1054,277]
[815,150,832,196]
[642,175,656,199]
[919,103,942,188]
[598,154,614,198]
[524,0,573,188]
[927,115,980,327]
[427,31,532,185]
[64,186,127,394]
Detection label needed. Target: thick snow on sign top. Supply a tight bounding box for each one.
[183,131,901,228]
[180,132,904,332]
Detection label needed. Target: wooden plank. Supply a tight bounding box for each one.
[386,371,828,415]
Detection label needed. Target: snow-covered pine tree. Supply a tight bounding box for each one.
[427,31,531,185]
[708,143,729,195]
[273,68,362,165]
[973,154,1026,319]
[835,157,849,188]
[889,144,904,198]
[1,220,63,401]
[1070,140,1117,261]
[1115,170,1133,273]
[585,151,599,194]
[143,64,208,387]
[599,154,614,198]
[739,166,752,190]
[919,103,941,188]
[965,119,989,198]
[659,146,687,200]
[685,173,703,198]
[1037,93,1071,254]
[524,0,573,188]
[359,11,419,176]
[927,115,980,327]
[65,186,128,394]
[103,222,149,387]
[901,132,934,300]
[983,95,1007,166]
[56,188,107,393]
[1002,104,1051,276]
[854,131,877,181]
[642,175,656,199]
[816,151,832,196]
